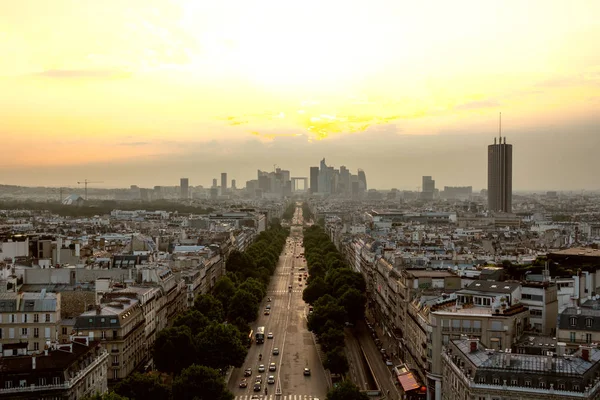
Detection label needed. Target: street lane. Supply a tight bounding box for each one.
[228,205,327,400]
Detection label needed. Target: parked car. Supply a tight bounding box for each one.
[264,309,270,315]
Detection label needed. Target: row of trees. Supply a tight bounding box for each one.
[89,222,289,400]
[302,224,367,377]
[282,202,296,220]
[301,202,313,222]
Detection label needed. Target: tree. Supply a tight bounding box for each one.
[338,288,367,322]
[318,325,345,353]
[172,365,234,400]
[302,277,331,305]
[113,373,170,400]
[154,326,196,374]
[324,347,349,375]
[196,323,247,370]
[325,379,368,400]
[225,250,256,275]
[194,294,224,322]
[213,276,236,313]
[308,301,347,335]
[238,278,266,303]
[173,310,210,335]
[228,289,259,323]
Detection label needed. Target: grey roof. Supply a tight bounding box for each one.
[454,339,600,375]
[460,280,519,294]
[558,307,600,331]
[0,292,58,313]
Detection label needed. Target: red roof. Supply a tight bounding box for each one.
[397,372,420,392]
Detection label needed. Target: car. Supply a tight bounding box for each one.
[267,332,273,339]
[266,304,271,310]
[264,309,270,315]
[244,368,252,377]
[251,396,260,400]
[304,367,311,376]
[258,364,265,372]
[239,379,248,388]
[255,375,262,383]
[269,362,276,371]
[253,382,261,392]
[267,375,275,384]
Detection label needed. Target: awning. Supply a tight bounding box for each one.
[397,372,420,392]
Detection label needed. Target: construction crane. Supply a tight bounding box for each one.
[77,179,103,200]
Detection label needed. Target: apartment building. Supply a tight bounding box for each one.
[441,338,600,400]
[520,281,558,335]
[0,337,108,400]
[0,291,61,354]
[557,306,600,349]
[427,282,529,400]
[73,297,145,381]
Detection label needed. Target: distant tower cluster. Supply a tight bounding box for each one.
[309,159,366,197]
[221,172,227,194]
[487,113,513,213]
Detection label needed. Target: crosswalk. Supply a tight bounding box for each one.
[269,290,304,294]
[234,396,319,400]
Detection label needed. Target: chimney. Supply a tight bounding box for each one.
[32,356,36,370]
[557,342,566,357]
[577,307,582,315]
[582,347,590,361]
[95,305,102,315]
[470,340,478,353]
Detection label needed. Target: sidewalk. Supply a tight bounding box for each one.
[365,310,402,368]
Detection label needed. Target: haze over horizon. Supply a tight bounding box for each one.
[1,0,599,191]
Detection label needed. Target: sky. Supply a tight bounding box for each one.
[1,0,599,191]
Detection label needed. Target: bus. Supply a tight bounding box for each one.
[247,329,254,347]
[256,326,265,344]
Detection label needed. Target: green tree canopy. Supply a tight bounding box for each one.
[154,326,196,374]
[228,289,260,323]
[213,276,236,313]
[173,310,210,336]
[318,325,346,353]
[325,380,369,400]
[302,276,331,305]
[324,347,349,375]
[172,365,234,400]
[194,294,224,322]
[338,288,367,322]
[196,323,247,370]
[113,373,170,400]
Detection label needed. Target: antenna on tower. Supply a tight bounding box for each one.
[499,112,502,141]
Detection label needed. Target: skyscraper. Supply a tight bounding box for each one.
[180,178,189,199]
[310,166,319,194]
[357,169,367,192]
[487,116,513,213]
[422,176,435,200]
[221,173,227,194]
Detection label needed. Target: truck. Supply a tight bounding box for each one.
[256,326,265,344]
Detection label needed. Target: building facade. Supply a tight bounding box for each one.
[487,135,513,213]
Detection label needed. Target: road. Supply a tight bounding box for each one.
[228,205,327,400]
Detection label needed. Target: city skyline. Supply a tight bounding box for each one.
[1,1,599,190]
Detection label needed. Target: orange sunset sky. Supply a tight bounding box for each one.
[1,0,599,190]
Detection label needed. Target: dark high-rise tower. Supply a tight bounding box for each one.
[180,178,189,199]
[487,114,512,213]
[221,173,227,194]
[310,166,319,193]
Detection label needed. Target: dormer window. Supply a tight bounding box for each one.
[570,317,577,327]
[586,318,593,328]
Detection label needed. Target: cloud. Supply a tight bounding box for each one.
[33,69,131,79]
[535,74,600,88]
[118,141,150,146]
[454,99,500,110]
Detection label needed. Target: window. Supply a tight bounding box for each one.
[4,381,12,389]
[511,379,518,385]
[34,328,39,338]
[525,380,531,387]
[62,327,67,335]
[21,328,27,336]
[34,342,39,351]
[0,328,2,339]
[558,383,565,390]
[11,314,15,323]
[39,378,46,386]
[45,314,51,322]
[586,333,592,343]
[586,318,593,328]
[539,381,546,388]
[23,314,28,323]
[113,370,118,380]
[478,377,486,383]
[491,321,503,331]
[492,377,500,384]
[530,309,543,317]
[34,314,39,323]
[570,317,577,326]
[53,377,60,385]
[574,384,580,391]
[570,332,576,342]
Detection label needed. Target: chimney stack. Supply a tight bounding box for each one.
[557,342,566,357]
[470,340,478,353]
[582,347,590,361]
